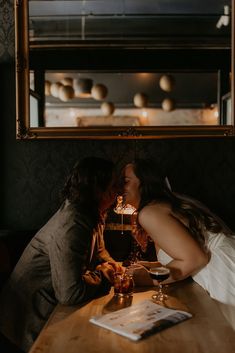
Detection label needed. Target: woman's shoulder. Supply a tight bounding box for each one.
[139,202,172,214]
[138,202,172,223]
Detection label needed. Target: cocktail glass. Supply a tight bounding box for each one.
[149,266,170,302]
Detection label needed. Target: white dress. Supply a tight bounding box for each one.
[157,231,235,307]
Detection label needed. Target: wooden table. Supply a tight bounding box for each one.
[29,279,235,353]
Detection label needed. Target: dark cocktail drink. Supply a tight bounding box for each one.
[149,267,170,302]
[149,267,170,282]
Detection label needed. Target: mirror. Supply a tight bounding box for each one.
[15,0,234,139]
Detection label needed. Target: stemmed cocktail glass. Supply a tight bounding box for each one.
[149,266,170,302]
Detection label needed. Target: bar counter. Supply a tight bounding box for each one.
[29,279,235,353]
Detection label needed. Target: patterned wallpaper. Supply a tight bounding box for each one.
[1,1,235,233]
[0,0,14,62]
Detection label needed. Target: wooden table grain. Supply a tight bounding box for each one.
[29,279,235,353]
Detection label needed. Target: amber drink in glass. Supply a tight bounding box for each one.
[113,272,134,297]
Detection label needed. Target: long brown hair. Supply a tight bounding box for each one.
[61,157,115,226]
[131,158,231,248]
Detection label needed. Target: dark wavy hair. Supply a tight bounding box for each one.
[131,158,231,249]
[61,157,115,226]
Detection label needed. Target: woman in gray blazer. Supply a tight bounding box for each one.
[0,157,121,352]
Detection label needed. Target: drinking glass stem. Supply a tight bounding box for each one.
[152,282,166,302]
[158,283,164,300]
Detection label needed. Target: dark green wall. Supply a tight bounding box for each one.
[1,1,235,232]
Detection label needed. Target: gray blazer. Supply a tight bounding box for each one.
[0,200,113,352]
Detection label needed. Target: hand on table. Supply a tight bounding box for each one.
[96,262,124,283]
[107,261,125,273]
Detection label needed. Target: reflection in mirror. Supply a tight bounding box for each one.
[30,71,222,128]
[15,0,234,139]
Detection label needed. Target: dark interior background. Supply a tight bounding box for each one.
[1,1,235,263]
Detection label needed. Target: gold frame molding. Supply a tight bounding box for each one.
[15,0,235,140]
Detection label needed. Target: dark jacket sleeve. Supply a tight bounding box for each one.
[95,223,116,263]
[48,216,111,305]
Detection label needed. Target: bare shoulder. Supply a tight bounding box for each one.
[138,203,171,225]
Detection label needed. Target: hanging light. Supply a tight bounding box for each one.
[101,102,115,116]
[73,78,93,98]
[58,85,74,102]
[133,93,148,108]
[91,83,108,100]
[50,82,63,98]
[161,98,175,112]
[60,77,73,86]
[159,75,175,92]
[113,196,136,236]
[114,196,136,215]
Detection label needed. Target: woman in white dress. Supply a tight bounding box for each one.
[123,158,235,315]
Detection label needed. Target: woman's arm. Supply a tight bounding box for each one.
[138,204,209,283]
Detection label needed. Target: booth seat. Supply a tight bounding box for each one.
[0,230,36,353]
[0,229,36,289]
